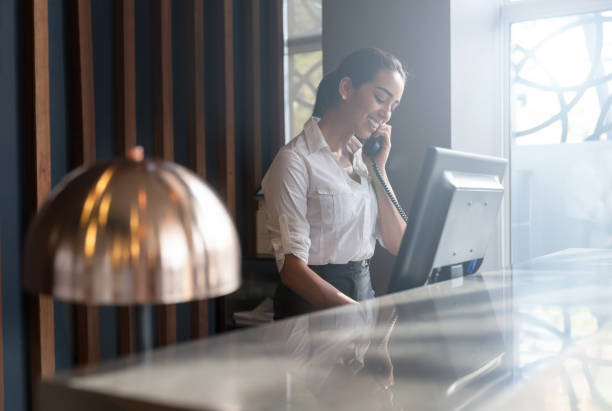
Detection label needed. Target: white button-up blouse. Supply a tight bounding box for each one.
[262,117,382,272]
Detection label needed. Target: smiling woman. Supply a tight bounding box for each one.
[262,48,409,319]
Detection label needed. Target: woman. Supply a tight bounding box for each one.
[262,48,408,319]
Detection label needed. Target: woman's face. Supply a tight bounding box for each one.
[340,69,405,139]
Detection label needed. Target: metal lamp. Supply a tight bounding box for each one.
[23,148,241,304]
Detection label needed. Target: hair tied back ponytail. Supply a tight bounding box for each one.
[312,70,340,118]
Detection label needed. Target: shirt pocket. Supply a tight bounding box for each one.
[311,187,355,227]
[312,188,336,226]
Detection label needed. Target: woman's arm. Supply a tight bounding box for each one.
[368,167,406,255]
[363,123,406,255]
[263,150,356,308]
[281,254,357,308]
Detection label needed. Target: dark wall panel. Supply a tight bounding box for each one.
[91,0,116,160]
[323,0,452,292]
[170,0,189,169]
[135,0,154,157]
[48,0,75,373]
[0,1,28,410]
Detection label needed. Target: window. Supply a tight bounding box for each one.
[503,2,612,405]
[283,0,322,141]
[504,1,612,264]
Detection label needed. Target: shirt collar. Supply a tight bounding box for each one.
[303,117,364,156]
[304,117,329,154]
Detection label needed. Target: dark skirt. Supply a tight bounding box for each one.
[273,260,375,320]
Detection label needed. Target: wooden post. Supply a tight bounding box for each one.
[69,0,101,366]
[153,0,174,162]
[186,0,209,339]
[244,0,263,258]
[115,0,138,354]
[24,0,55,405]
[212,0,237,333]
[115,0,137,156]
[152,0,178,346]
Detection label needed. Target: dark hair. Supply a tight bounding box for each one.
[312,48,407,118]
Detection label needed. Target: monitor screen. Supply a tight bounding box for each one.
[388,147,507,293]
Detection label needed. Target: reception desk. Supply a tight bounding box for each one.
[39,249,612,410]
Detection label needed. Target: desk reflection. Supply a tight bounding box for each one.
[263,298,400,410]
[261,274,510,411]
[38,249,612,411]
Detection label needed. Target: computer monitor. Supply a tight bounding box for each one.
[388,147,507,293]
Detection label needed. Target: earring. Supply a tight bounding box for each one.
[341,95,347,100]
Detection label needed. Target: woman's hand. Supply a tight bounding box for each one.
[363,123,392,168]
[281,254,358,309]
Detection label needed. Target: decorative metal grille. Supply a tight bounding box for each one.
[284,0,322,140]
[288,51,322,138]
[511,11,612,145]
[286,0,321,38]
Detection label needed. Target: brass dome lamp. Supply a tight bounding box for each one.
[23,148,241,304]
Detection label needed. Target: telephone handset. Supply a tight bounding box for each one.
[360,135,408,223]
[362,135,384,158]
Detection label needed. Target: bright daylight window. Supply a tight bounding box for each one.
[283,0,322,141]
[506,2,612,404]
[509,6,612,264]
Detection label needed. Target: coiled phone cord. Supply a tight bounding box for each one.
[370,160,409,223]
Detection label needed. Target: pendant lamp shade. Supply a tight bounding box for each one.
[23,155,241,305]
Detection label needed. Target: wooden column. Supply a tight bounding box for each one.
[114,0,138,354]
[24,0,55,402]
[153,0,174,161]
[216,0,236,217]
[69,0,96,166]
[152,0,178,346]
[118,306,136,355]
[69,0,101,366]
[244,0,262,258]
[187,0,206,178]
[187,0,209,339]
[115,0,137,156]
[213,0,237,333]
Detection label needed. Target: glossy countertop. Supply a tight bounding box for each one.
[39,249,612,410]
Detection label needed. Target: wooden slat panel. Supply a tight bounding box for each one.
[190,301,208,339]
[114,0,138,354]
[69,0,96,166]
[187,0,209,339]
[74,306,100,364]
[155,305,177,346]
[217,0,236,218]
[69,0,101,366]
[114,0,137,156]
[187,0,206,178]
[213,0,237,333]
[24,0,56,397]
[153,0,174,161]
[152,0,178,346]
[118,306,136,354]
[244,0,262,258]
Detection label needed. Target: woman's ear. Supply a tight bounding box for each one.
[338,76,353,101]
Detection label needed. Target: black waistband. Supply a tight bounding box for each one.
[309,259,370,269]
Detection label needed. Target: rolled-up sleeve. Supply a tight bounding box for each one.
[262,149,310,272]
